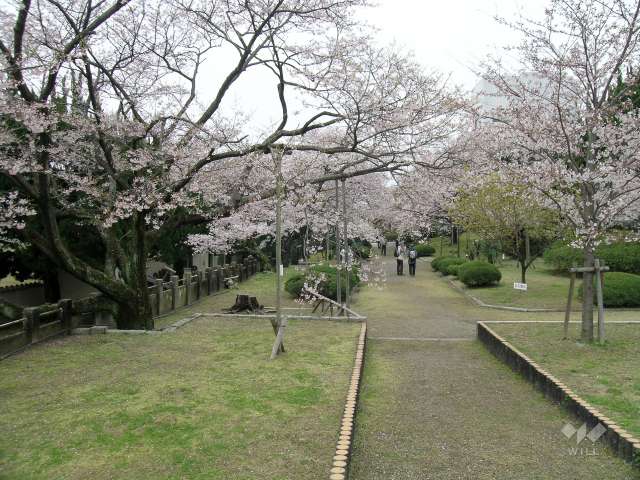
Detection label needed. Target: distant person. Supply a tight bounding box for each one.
[381,240,387,256]
[396,242,406,275]
[408,245,418,276]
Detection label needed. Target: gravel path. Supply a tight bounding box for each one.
[349,255,639,479]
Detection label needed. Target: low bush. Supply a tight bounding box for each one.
[446,263,463,276]
[284,264,360,301]
[436,257,467,275]
[416,243,435,257]
[578,272,640,307]
[457,261,501,287]
[544,241,640,274]
[431,256,449,271]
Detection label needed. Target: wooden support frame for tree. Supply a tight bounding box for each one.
[565,260,609,343]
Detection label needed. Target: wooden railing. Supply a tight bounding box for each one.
[0,299,72,359]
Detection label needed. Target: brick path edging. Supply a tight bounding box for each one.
[328,322,367,480]
[477,321,640,468]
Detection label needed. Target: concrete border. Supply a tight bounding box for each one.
[72,313,203,336]
[477,320,640,467]
[447,278,640,313]
[328,322,367,480]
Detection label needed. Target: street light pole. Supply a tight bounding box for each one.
[342,178,350,308]
[271,146,285,359]
[335,179,342,305]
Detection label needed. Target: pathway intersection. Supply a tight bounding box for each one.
[349,255,639,479]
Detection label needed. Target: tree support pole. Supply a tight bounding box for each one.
[595,259,605,344]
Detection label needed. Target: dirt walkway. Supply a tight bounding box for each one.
[349,255,639,479]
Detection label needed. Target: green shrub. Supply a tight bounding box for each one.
[416,243,435,257]
[543,243,584,271]
[458,261,501,287]
[285,274,306,298]
[436,257,467,275]
[544,241,640,274]
[446,263,463,276]
[431,256,449,271]
[285,264,360,300]
[578,272,640,307]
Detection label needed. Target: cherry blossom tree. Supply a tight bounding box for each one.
[0,0,464,328]
[477,0,640,341]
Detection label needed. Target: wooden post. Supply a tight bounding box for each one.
[564,265,576,340]
[23,307,38,344]
[205,267,212,295]
[270,316,288,359]
[170,275,179,310]
[154,279,163,315]
[58,299,72,334]
[595,258,605,344]
[183,272,191,305]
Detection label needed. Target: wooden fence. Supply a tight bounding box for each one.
[0,299,72,359]
[148,257,260,317]
[0,257,260,359]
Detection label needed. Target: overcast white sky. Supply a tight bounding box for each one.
[204,0,551,133]
[362,0,549,89]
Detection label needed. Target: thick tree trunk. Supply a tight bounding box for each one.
[581,245,595,342]
[42,269,61,303]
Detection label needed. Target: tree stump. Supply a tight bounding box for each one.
[226,294,262,313]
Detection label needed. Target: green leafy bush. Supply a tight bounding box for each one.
[432,256,452,272]
[578,272,640,307]
[544,241,640,274]
[543,243,584,271]
[436,257,467,275]
[351,242,371,259]
[285,264,360,300]
[458,261,501,287]
[416,243,435,257]
[446,263,463,276]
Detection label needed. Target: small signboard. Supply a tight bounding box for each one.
[513,282,528,291]
[279,265,284,277]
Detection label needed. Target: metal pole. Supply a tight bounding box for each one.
[342,178,350,308]
[335,179,341,305]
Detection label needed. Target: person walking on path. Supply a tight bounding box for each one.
[408,245,417,276]
[396,242,406,275]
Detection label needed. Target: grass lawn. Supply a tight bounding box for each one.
[155,266,309,329]
[0,316,360,479]
[489,322,640,440]
[450,259,580,310]
[426,232,478,257]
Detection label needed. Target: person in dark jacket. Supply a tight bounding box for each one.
[408,245,418,276]
[396,242,406,275]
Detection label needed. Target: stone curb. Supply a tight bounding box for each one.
[71,313,203,336]
[447,277,640,313]
[328,322,367,480]
[477,321,640,468]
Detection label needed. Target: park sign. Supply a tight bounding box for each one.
[513,282,528,291]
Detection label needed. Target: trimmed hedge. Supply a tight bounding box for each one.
[416,243,436,257]
[544,241,640,274]
[446,263,463,276]
[434,257,467,275]
[458,261,501,287]
[285,264,360,301]
[578,272,640,307]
